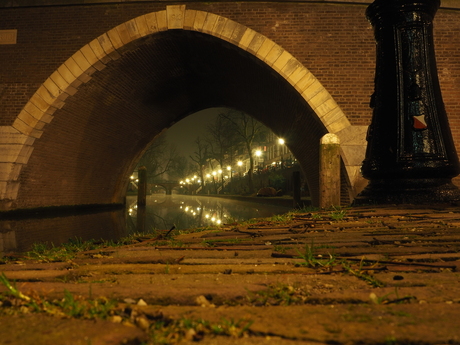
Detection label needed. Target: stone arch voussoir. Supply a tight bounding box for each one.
[0,4,367,210]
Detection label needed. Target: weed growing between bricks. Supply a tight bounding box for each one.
[0,273,116,319]
[0,226,218,264]
[0,272,255,343]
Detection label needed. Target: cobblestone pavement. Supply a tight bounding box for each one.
[1,205,460,344]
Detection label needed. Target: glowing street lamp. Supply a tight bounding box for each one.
[227,166,232,179]
[255,150,263,173]
[237,160,244,177]
[278,138,285,145]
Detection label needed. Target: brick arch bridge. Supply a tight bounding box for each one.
[153,182,181,195]
[1,1,459,211]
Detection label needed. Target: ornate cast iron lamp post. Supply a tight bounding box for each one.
[358,0,460,204]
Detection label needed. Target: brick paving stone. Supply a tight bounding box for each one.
[0,314,147,345]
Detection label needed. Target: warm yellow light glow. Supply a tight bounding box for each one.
[278,138,285,145]
[255,150,262,157]
[227,166,231,171]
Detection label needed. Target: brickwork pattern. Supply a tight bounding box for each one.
[0,2,459,210]
[0,3,377,127]
[1,3,459,127]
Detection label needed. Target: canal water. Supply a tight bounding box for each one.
[0,194,292,254]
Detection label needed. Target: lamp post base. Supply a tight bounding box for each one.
[354,178,460,205]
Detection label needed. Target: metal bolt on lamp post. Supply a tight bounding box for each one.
[357,0,460,204]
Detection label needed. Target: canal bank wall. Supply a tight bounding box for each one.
[204,195,312,210]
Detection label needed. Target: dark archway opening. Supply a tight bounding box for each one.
[16,30,327,210]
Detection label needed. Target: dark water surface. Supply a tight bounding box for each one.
[0,195,292,254]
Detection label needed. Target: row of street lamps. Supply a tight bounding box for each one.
[180,161,245,186]
[180,138,286,188]
[180,175,201,185]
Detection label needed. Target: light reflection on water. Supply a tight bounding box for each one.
[0,195,291,254]
[0,208,127,254]
[127,194,292,231]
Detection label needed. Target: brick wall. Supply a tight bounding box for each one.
[1,2,459,209]
[1,3,458,129]
[0,2,378,126]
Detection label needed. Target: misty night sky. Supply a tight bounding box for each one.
[164,107,225,161]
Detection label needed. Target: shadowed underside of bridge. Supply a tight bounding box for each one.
[1,7,365,211]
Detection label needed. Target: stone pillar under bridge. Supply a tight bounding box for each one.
[357,0,460,205]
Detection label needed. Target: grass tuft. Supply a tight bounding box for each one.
[296,242,337,269]
[0,273,116,319]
